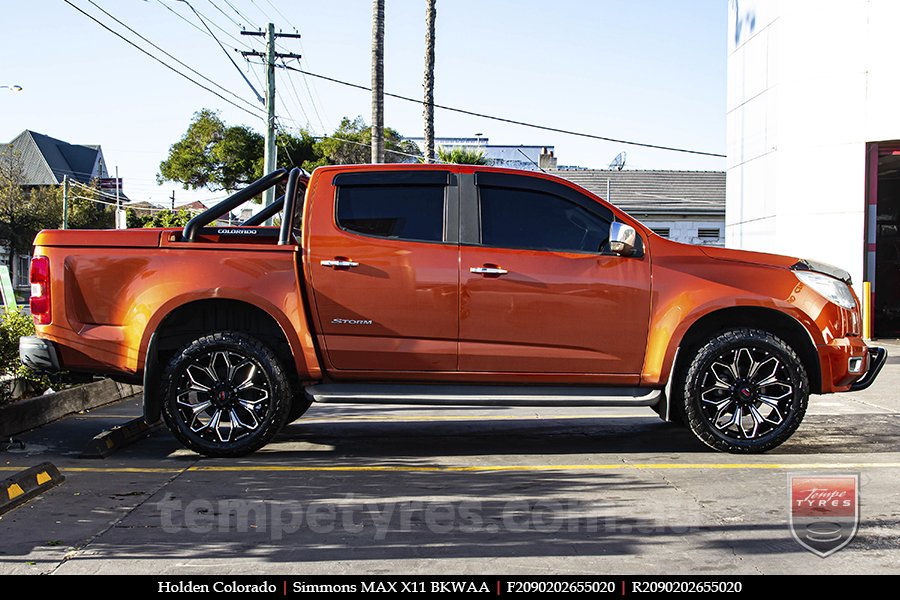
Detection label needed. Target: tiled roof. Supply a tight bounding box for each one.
[551,169,725,216]
[4,130,104,185]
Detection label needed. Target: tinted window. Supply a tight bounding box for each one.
[479,186,611,252]
[337,185,445,242]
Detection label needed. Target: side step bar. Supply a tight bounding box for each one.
[304,384,661,407]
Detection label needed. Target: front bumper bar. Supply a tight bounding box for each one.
[849,346,887,392]
[19,336,61,373]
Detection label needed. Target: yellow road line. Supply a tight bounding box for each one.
[0,462,899,474]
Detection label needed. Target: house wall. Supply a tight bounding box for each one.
[639,217,725,246]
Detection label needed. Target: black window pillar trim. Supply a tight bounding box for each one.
[444,173,460,244]
[458,173,479,245]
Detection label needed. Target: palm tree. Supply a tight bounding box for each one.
[437,146,489,165]
[423,0,437,163]
[371,0,385,163]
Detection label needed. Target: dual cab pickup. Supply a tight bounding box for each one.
[20,165,885,456]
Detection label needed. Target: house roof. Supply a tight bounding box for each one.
[4,130,105,185]
[550,169,725,216]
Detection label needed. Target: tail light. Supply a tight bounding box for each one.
[29,256,51,325]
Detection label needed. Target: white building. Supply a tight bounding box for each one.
[406,137,558,170]
[726,0,900,337]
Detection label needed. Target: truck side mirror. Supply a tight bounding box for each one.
[608,222,638,257]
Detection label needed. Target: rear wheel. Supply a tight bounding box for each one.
[161,331,291,457]
[682,328,808,453]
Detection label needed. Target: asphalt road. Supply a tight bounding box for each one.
[1,343,898,575]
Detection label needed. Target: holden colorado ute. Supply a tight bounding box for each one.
[19,165,886,457]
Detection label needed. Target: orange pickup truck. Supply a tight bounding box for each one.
[20,165,885,456]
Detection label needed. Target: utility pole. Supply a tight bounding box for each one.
[423,0,437,163]
[62,175,69,229]
[371,0,385,163]
[240,25,303,214]
[171,190,175,211]
[115,166,126,229]
[262,23,276,208]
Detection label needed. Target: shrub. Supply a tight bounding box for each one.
[0,309,49,404]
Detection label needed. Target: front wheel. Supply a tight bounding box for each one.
[682,328,809,453]
[161,331,291,457]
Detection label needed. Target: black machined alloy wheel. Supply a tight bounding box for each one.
[683,328,809,453]
[162,332,291,457]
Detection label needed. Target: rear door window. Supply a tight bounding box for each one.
[337,185,445,243]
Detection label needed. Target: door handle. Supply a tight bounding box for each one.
[470,266,508,275]
[321,259,360,268]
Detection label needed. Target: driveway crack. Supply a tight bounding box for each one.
[47,460,198,574]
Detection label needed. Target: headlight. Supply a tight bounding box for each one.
[795,271,856,309]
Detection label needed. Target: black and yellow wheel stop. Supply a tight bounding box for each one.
[0,462,64,515]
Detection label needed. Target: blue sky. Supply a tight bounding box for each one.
[1,0,727,205]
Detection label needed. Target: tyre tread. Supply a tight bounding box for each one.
[682,327,809,454]
[161,331,291,457]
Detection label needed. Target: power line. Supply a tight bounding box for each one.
[274,118,434,163]
[239,25,303,211]
[284,59,327,134]
[321,134,433,162]
[219,0,257,28]
[244,0,328,124]
[152,3,323,148]
[71,194,121,207]
[153,0,250,50]
[277,66,312,127]
[74,194,205,213]
[280,64,727,159]
[72,179,226,208]
[247,0,272,22]
[64,0,263,120]
[204,0,241,28]
[293,52,331,127]
[261,0,290,25]
[176,0,264,103]
[70,181,136,203]
[517,148,546,173]
[85,0,261,113]
[157,0,254,51]
[274,118,298,167]
[247,56,325,132]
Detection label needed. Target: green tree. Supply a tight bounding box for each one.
[158,109,263,191]
[279,129,325,173]
[0,148,35,260]
[158,109,322,192]
[314,117,421,165]
[65,183,115,230]
[437,145,490,165]
[126,208,194,229]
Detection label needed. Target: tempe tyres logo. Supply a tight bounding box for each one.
[788,474,859,557]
